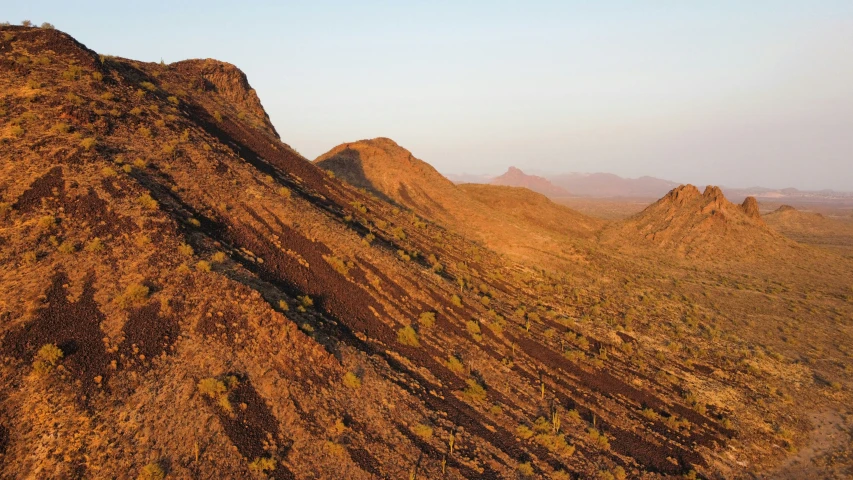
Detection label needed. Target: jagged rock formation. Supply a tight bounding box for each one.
[170,59,279,139]
[740,196,761,219]
[603,185,786,259]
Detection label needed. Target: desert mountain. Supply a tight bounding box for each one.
[315,139,602,267]
[490,166,570,197]
[602,185,792,259]
[2,25,852,479]
[549,172,680,198]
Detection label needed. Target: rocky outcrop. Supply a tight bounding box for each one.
[741,196,761,219]
[171,59,279,138]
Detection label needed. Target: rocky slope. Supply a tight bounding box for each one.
[316,139,603,267]
[1,25,852,479]
[602,184,793,260]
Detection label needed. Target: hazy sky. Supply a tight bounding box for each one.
[7,1,853,190]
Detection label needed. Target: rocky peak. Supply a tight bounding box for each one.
[664,185,700,205]
[740,196,761,219]
[171,59,279,138]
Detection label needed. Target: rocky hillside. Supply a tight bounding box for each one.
[316,139,602,268]
[602,185,793,260]
[2,25,852,480]
[490,166,570,198]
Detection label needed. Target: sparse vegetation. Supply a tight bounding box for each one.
[137,462,165,480]
[397,325,420,347]
[117,283,150,308]
[461,378,487,402]
[446,355,465,374]
[343,371,361,389]
[248,457,276,474]
[418,311,436,328]
[412,423,433,440]
[137,194,158,210]
[32,343,63,375]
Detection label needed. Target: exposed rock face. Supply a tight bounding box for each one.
[171,59,279,138]
[490,166,570,197]
[604,184,783,259]
[741,196,761,219]
[664,184,700,205]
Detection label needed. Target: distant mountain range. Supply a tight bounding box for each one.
[447,167,853,200]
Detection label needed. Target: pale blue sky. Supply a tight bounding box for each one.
[7,1,853,190]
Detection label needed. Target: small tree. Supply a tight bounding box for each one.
[21,20,33,27]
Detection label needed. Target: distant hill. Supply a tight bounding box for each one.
[549,172,680,198]
[315,139,602,265]
[764,205,853,251]
[603,185,793,259]
[490,166,570,197]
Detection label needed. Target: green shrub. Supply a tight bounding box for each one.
[517,462,534,478]
[248,457,275,474]
[450,295,462,308]
[397,325,420,347]
[418,311,436,329]
[140,81,157,92]
[80,137,97,150]
[462,378,487,402]
[36,343,63,364]
[137,194,158,210]
[587,428,610,450]
[137,462,165,480]
[516,425,534,440]
[167,96,179,105]
[85,238,104,253]
[466,320,481,336]
[211,251,227,263]
[57,240,76,254]
[117,283,149,308]
[195,260,211,272]
[37,216,56,231]
[343,371,361,389]
[446,355,464,374]
[62,65,83,81]
[412,423,433,440]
